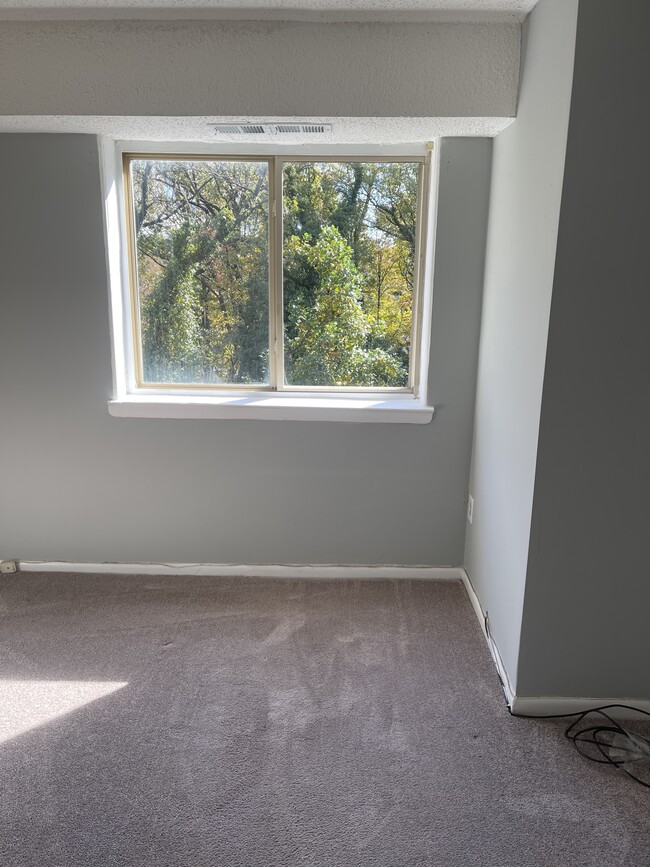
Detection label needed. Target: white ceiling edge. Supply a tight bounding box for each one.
[0,116,516,141]
[0,0,539,23]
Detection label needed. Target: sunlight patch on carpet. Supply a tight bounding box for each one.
[0,680,128,743]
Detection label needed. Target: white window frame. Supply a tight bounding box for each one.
[101,138,438,423]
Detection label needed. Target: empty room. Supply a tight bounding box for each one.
[0,0,649,863]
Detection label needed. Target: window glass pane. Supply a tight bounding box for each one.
[130,159,269,385]
[282,161,419,387]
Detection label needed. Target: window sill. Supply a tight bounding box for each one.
[108,393,434,424]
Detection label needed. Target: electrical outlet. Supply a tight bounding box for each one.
[467,495,474,525]
[0,560,17,574]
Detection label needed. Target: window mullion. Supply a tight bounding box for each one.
[268,156,285,391]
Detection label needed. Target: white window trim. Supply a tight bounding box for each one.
[100,138,438,423]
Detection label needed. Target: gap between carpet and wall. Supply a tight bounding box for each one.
[7,560,650,718]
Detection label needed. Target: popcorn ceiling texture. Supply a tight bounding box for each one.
[0,115,515,140]
[0,0,539,21]
[0,20,519,118]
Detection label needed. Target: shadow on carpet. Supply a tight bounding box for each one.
[0,574,648,866]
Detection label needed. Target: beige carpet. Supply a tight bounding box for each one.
[0,573,648,866]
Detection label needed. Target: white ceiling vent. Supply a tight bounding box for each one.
[275,124,332,135]
[213,124,267,135]
[212,123,333,137]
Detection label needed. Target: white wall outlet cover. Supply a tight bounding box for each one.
[0,561,17,574]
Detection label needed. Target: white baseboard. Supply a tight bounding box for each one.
[510,695,650,719]
[460,570,516,708]
[460,571,649,719]
[14,560,648,718]
[16,561,465,581]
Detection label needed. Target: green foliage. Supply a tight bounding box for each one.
[286,227,404,386]
[134,160,269,385]
[142,229,202,382]
[132,158,418,388]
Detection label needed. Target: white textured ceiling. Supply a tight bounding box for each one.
[0,0,539,22]
[0,115,515,140]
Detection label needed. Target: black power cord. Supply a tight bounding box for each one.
[511,704,650,789]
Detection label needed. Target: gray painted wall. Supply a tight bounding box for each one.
[0,20,518,119]
[0,135,490,565]
[463,0,578,687]
[517,0,650,699]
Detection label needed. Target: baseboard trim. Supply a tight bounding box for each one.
[510,696,650,719]
[13,560,650,716]
[460,570,515,709]
[16,561,465,581]
[460,572,649,719]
